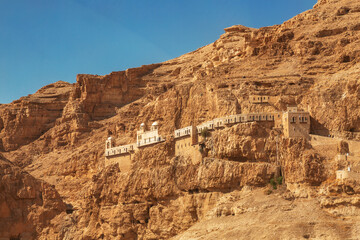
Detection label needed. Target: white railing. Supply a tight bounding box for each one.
[105,144,135,157]
[137,136,165,147]
[174,126,193,138]
[106,109,308,156]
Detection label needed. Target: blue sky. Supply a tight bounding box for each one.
[0,0,316,103]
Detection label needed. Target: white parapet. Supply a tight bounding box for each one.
[137,135,165,147]
[137,126,165,147]
[224,115,237,125]
[214,118,225,128]
[105,144,136,157]
[197,120,214,133]
[175,126,194,139]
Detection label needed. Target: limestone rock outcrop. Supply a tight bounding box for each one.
[74,64,160,120]
[0,154,65,239]
[53,141,275,240]
[1,0,360,239]
[0,81,72,151]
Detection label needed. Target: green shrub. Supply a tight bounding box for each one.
[200,127,210,139]
[276,176,283,185]
[270,178,277,190]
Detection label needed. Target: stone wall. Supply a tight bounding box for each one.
[175,136,202,164]
[283,112,310,138]
[105,154,132,171]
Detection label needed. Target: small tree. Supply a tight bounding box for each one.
[200,127,210,140]
[269,176,283,190]
[199,143,205,153]
[270,178,277,190]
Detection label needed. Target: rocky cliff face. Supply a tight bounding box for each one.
[0,154,65,240]
[2,0,360,239]
[0,81,72,151]
[74,64,160,120]
[49,138,276,240]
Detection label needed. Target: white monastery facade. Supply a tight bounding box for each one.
[105,95,312,171]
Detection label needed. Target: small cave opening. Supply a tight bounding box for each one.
[188,188,199,194]
[66,203,75,214]
[345,186,355,195]
[349,127,357,132]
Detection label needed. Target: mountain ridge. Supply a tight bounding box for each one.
[2,0,360,239]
